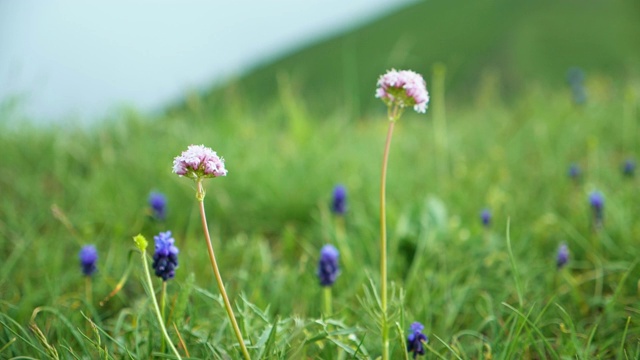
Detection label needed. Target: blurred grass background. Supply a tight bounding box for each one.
[1,0,640,358]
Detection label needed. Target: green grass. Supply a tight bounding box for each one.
[1,72,640,358]
[2,0,640,357]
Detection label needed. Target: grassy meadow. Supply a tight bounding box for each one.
[2,1,640,359]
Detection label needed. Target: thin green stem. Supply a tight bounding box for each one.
[85,276,92,335]
[85,276,92,307]
[139,249,182,359]
[380,117,397,360]
[323,287,332,316]
[197,180,252,360]
[161,281,167,353]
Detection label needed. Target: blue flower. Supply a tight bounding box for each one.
[79,245,98,276]
[148,192,167,221]
[568,163,581,180]
[152,231,179,281]
[566,67,585,86]
[623,159,635,177]
[406,322,428,359]
[557,243,569,269]
[589,190,604,227]
[480,208,491,227]
[317,244,340,287]
[331,185,347,215]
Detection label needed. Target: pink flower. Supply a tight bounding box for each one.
[172,144,227,179]
[376,69,429,113]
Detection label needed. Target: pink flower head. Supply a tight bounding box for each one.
[376,69,429,113]
[172,144,228,180]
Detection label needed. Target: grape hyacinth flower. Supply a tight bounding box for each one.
[148,191,168,221]
[317,244,340,287]
[375,68,428,360]
[623,159,635,177]
[557,243,569,269]
[406,322,428,359]
[376,69,429,115]
[79,245,98,276]
[133,235,183,359]
[568,163,581,181]
[480,208,491,227]
[152,231,179,281]
[589,190,604,228]
[331,185,347,215]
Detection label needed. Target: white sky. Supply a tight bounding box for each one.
[0,0,413,123]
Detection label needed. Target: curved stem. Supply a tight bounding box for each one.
[139,250,182,359]
[380,119,396,360]
[197,180,252,360]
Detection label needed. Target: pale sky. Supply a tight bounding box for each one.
[0,0,413,123]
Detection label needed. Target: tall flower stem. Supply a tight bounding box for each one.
[160,281,167,353]
[380,105,399,360]
[196,180,251,360]
[137,243,182,360]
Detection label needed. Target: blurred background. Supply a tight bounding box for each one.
[0,0,413,123]
[2,0,639,125]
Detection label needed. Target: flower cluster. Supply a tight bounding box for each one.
[568,163,581,181]
[79,245,98,276]
[557,243,569,269]
[480,208,491,227]
[623,159,635,177]
[172,144,228,180]
[589,190,604,227]
[332,185,347,215]
[406,322,428,358]
[317,244,340,287]
[152,231,179,281]
[376,69,429,114]
[148,191,167,221]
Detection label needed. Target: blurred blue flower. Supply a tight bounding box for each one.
[566,67,585,86]
[571,85,587,105]
[152,231,179,281]
[406,322,428,359]
[589,190,604,226]
[623,159,635,177]
[480,208,491,227]
[317,244,340,287]
[148,191,167,221]
[79,245,98,276]
[557,243,569,269]
[331,185,347,215]
[568,163,581,180]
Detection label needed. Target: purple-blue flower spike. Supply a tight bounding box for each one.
[79,245,98,276]
[406,322,428,359]
[557,243,569,269]
[317,244,340,287]
[568,163,581,180]
[152,231,179,281]
[332,185,347,215]
[149,192,168,221]
[480,209,491,227]
[589,190,604,226]
[623,159,635,177]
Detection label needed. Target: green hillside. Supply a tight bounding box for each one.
[173,0,640,118]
